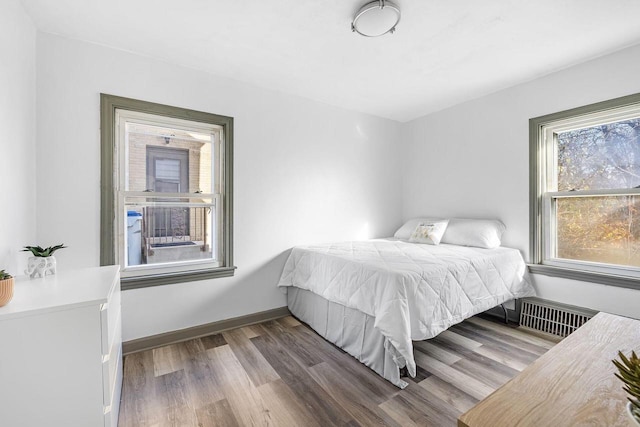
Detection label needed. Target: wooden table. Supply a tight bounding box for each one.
[458,312,640,427]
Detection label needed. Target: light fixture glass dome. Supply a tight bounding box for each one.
[352,0,401,37]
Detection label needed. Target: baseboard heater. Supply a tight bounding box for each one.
[519,297,597,338]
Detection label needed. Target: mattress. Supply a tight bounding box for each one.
[277,238,535,378]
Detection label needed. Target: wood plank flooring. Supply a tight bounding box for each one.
[118,315,557,427]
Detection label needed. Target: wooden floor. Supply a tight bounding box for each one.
[118,315,557,427]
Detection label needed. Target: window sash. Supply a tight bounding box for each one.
[113,108,225,278]
[117,193,223,275]
[542,103,640,193]
[115,110,223,195]
[114,103,224,279]
[542,189,640,278]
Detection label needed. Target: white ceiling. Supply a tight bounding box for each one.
[21,0,640,122]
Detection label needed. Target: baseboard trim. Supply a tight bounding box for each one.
[122,306,290,355]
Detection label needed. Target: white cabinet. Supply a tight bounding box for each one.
[0,266,122,427]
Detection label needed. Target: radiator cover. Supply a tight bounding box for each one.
[519,297,597,338]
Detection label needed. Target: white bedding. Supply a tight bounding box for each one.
[277,238,535,377]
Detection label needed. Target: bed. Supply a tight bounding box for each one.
[276,219,536,388]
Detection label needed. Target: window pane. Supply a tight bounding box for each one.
[155,159,180,181]
[556,195,640,267]
[124,198,216,268]
[126,122,213,193]
[557,118,640,191]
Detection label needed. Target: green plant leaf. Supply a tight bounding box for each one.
[614,350,640,412]
[22,244,66,257]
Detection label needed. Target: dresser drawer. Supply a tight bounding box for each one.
[102,311,122,407]
[100,282,121,355]
[103,343,122,427]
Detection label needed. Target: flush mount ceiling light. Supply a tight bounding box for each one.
[351,0,401,37]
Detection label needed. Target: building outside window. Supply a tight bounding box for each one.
[101,95,234,289]
[530,93,640,289]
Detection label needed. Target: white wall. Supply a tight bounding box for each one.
[0,1,36,276]
[401,44,640,318]
[34,25,640,340]
[36,33,402,341]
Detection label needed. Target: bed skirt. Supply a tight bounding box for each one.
[287,287,408,388]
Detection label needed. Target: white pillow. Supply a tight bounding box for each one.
[409,220,449,245]
[440,218,506,249]
[394,217,443,240]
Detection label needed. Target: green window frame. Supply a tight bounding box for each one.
[529,92,640,290]
[100,94,235,290]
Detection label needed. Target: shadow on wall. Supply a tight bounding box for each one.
[237,249,293,297]
[181,249,294,320]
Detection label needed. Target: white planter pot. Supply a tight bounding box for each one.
[25,256,56,278]
[628,402,640,426]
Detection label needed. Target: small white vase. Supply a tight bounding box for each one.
[25,256,56,278]
[628,402,640,426]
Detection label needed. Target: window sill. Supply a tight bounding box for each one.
[120,266,236,290]
[527,264,639,290]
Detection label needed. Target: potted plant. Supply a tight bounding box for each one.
[23,244,66,278]
[613,350,640,425]
[0,270,14,307]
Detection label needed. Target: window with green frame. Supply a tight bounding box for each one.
[530,92,640,289]
[100,94,235,290]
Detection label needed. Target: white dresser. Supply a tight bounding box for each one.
[0,266,122,427]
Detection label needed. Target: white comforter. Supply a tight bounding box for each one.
[277,238,535,377]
